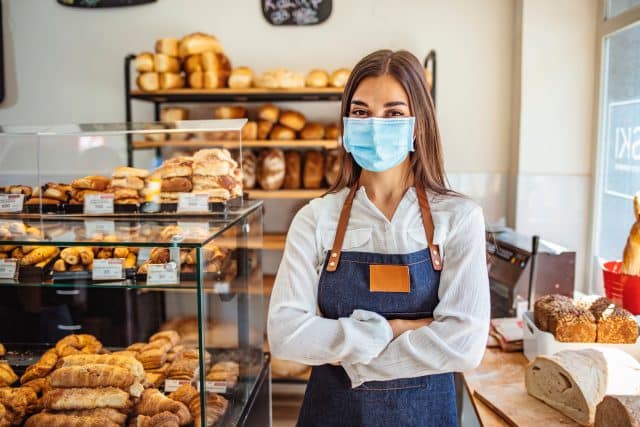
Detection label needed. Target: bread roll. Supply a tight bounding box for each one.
[201,52,231,88]
[111,176,144,190]
[300,122,325,140]
[257,120,274,140]
[325,123,340,140]
[228,66,253,89]
[284,151,301,190]
[135,53,154,72]
[325,149,341,187]
[278,70,305,89]
[254,70,279,89]
[214,106,247,120]
[71,176,110,191]
[159,73,185,90]
[137,72,159,91]
[258,149,285,191]
[304,151,325,189]
[112,167,150,179]
[155,38,178,57]
[305,69,329,88]
[154,54,180,73]
[526,349,640,426]
[184,55,203,74]
[258,104,280,123]
[188,71,203,89]
[178,32,223,58]
[595,395,640,427]
[160,177,192,193]
[330,68,351,88]
[242,150,257,189]
[242,121,258,140]
[279,110,306,131]
[270,125,296,141]
[622,195,640,276]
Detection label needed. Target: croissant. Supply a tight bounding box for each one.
[0,364,17,387]
[167,358,198,381]
[60,354,144,381]
[21,349,58,383]
[143,372,166,389]
[79,247,94,265]
[149,331,181,347]
[134,389,191,426]
[21,378,49,396]
[169,385,228,427]
[55,334,103,357]
[55,408,127,425]
[0,386,38,425]
[134,411,180,427]
[61,247,80,265]
[24,412,121,427]
[48,364,136,391]
[41,387,131,411]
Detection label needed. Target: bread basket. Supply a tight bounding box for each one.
[522,311,640,361]
[603,261,640,315]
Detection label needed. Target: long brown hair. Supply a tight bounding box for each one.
[329,49,452,196]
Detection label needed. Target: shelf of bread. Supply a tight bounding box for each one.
[130,87,344,102]
[248,189,327,199]
[132,139,340,150]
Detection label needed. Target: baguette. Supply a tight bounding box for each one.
[49,364,137,392]
[20,246,58,266]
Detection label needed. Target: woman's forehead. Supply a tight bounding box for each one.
[351,75,409,105]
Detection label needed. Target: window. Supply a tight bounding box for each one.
[593,21,640,285]
[607,0,640,19]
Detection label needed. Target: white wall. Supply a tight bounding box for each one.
[514,0,598,290]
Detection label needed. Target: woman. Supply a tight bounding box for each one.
[267,50,490,427]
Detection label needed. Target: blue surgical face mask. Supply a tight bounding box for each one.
[342,117,415,172]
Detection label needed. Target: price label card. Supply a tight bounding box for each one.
[0,194,24,213]
[137,247,151,263]
[177,193,209,213]
[213,282,230,294]
[0,259,18,280]
[147,263,179,285]
[204,381,228,393]
[84,194,114,214]
[92,259,124,281]
[164,379,192,393]
[84,220,116,239]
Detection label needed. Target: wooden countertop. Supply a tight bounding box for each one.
[463,348,528,427]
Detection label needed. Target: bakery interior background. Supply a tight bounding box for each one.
[0,0,606,291]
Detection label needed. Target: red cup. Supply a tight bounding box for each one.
[602,261,640,315]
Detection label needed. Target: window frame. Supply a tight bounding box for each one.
[589,0,640,292]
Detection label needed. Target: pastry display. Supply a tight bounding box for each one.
[533,294,638,343]
[525,349,640,426]
[303,151,325,190]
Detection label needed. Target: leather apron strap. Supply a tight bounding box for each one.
[326,182,442,272]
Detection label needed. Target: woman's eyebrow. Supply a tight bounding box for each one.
[383,101,408,107]
[351,99,368,107]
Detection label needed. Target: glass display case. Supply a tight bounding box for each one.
[0,121,269,427]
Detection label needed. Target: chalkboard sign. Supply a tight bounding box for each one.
[262,0,332,26]
[57,0,156,8]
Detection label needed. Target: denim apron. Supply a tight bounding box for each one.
[297,184,457,427]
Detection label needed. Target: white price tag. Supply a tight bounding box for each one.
[177,222,209,239]
[84,194,114,214]
[0,259,18,280]
[204,381,228,393]
[147,263,179,285]
[177,193,209,213]
[92,259,124,281]
[84,220,116,238]
[137,247,152,263]
[0,194,24,213]
[213,282,230,294]
[164,379,192,392]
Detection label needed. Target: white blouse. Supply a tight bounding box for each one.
[267,186,490,388]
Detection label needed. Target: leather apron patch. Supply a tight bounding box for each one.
[369,264,410,293]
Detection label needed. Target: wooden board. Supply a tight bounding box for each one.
[130,87,343,96]
[132,139,339,150]
[248,189,327,199]
[474,383,580,427]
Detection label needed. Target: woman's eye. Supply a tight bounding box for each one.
[387,110,405,117]
[351,109,367,117]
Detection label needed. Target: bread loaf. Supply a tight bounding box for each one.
[622,195,640,276]
[242,121,258,140]
[305,69,329,88]
[154,54,180,73]
[270,125,296,141]
[595,395,640,427]
[159,73,185,90]
[258,104,280,123]
[279,110,306,131]
[155,38,178,57]
[71,176,110,191]
[325,149,341,187]
[526,349,640,426]
[135,53,154,72]
[200,52,231,88]
[257,120,273,140]
[242,150,257,189]
[589,297,638,344]
[300,122,325,140]
[283,151,301,190]
[178,32,223,58]
[330,68,351,88]
[258,149,285,191]
[188,71,204,89]
[228,66,253,89]
[184,55,203,74]
[137,72,159,92]
[304,151,325,189]
[112,167,150,179]
[533,294,575,332]
[214,106,247,120]
[325,123,340,140]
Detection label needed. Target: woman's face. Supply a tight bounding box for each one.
[349,74,412,119]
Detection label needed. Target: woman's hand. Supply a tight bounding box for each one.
[388,318,433,339]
